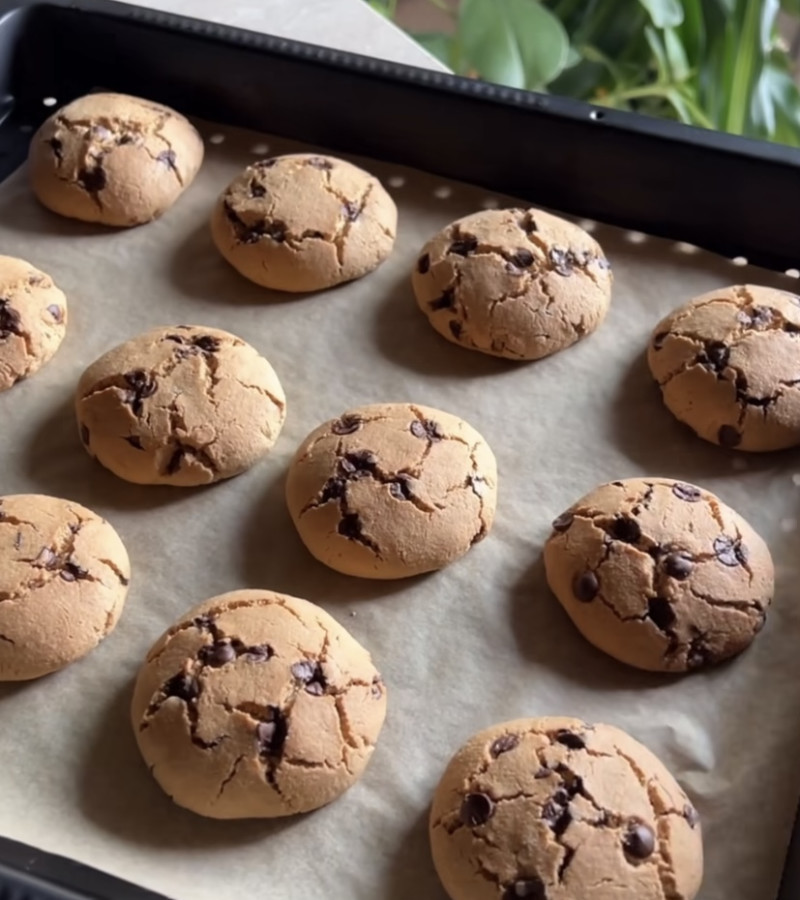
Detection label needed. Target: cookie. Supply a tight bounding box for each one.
[0,256,67,391]
[648,284,800,451]
[210,153,397,292]
[75,325,286,486]
[285,403,497,578]
[131,589,387,819]
[543,477,773,672]
[430,717,703,900]
[29,92,203,227]
[0,494,130,680]
[411,208,612,360]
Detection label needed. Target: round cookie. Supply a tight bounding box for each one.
[285,403,497,579]
[75,325,286,486]
[543,477,773,673]
[648,284,800,451]
[430,717,703,900]
[0,494,130,680]
[0,256,67,391]
[131,589,387,819]
[210,153,397,292]
[411,208,612,360]
[29,92,204,227]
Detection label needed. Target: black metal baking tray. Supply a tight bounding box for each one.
[0,2,799,898]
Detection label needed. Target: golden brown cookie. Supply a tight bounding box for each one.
[285,403,497,578]
[412,208,612,360]
[29,92,203,227]
[75,325,286,486]
[648,284,800,451]
[0,256,67,391]
[210,153,397,291]
[430,717,703,900]
[543,478,773,672]
[0,494,130,680]
[131,589,387,819]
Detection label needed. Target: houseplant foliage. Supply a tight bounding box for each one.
[367,0,800,145]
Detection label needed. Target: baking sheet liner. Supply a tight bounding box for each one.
[0,121,797,900]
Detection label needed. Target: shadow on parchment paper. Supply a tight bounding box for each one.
[3,197,115,238]
[373,271,519,379]
[509,555,676,693]
[80,678,298,848]
[25,396,213,512]
[610,351,797,480]
[239,470,420,604]
[385,807,445,900]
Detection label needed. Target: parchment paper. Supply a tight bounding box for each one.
[0,121,798,900]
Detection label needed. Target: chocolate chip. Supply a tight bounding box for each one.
[550,247,574,276]
[60,561,88,582]
[741,305,773,328]
[332,415,362,435]
[33,547,56,567]
[307,156,332,169]
[623,820,655,859]
[78,166,106,194]
[47,304,63,323]
[417,253,430,274]
[249,180,266,198]
[672,482,701,502]
[338,512,377,551]
[124,369,157,415]
[701,340,729,372]
[718,425,741,448]
[503,877,546,899]
[341,450,378,475]
[125,436,144,450]
[48,137,63,161]
[687,637,712,669]
[79,423,90,446]
[243,644,273,662]
[166,447,184,475]
[429,288,455,311]
[319,477,346,503]
[612,516,641,543]
[117,133,135,145]
[343,201,360,222]
[519,213,538,234]
[163,673,199,702]
[410,419,443,441]
[509,249,534,268]
[263,221,287,242]
[371,677,384,699]
[552,511,574,533]
[199,640,236,667]
[683,804,700,828]
[156,149,177,170]
[664,552,693,579]
[0,299,22,339]
[573,571,598,602]
[389,477,414,501]
[647,596,676,630]
[164,334,186,344]
[256,708,287,756]
[652,331,669,350]
[448,236,478,256]
[193,335,220,353]
[460,792,494,826]
[449,320,463,339]
[555,730,585,750]
[291,659,326,695]
[713,535,748,567]
[490,733,519,757]
[193,615,215,632]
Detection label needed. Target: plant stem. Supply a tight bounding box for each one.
[598,84,715,128]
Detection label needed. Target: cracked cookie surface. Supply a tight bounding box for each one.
[0,255,67,391]
[210,153,397,292]
[648,284,800,451]
[75,325,286,486]
[131,589,387,819]
[285,403,497,579]
[430,717,702,900]
[411,208,612,361]
[0,494,130,680]
[543,478,773,673]
[29,92,203,227]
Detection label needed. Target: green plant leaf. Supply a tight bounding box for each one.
[781,0,800,13]
[662,27,689,82]
[644,26,670,83]
[636,0,683,28]
[677,0,705,63]
[412,32,457,68]
[458,0,570,90]
[753,61,800,139]
[724,0,778,134]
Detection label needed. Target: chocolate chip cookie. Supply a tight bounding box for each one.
[648,285,800,451]
[0,255,67,391]
[0,494,130,680]
[430,717,703,900]
[29,92,203,227]
[285,403,497,578]
[76,325,286,486]
[412,208,612,360]
[131,589,387,819]
[543,478,773,672]
[210,153,397,292]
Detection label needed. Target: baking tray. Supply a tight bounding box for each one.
[0,2,800,899]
